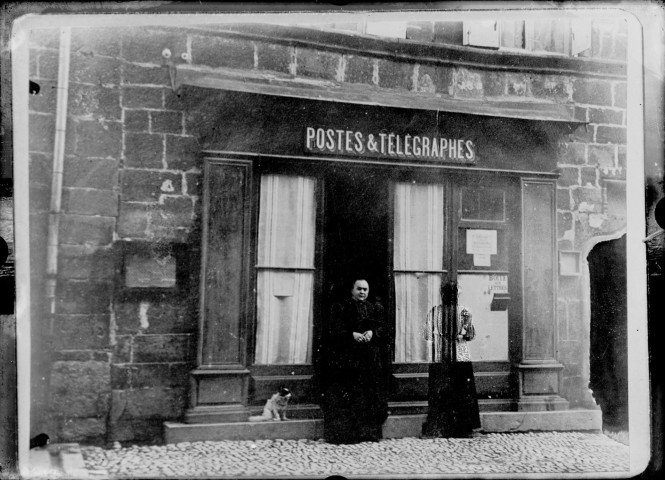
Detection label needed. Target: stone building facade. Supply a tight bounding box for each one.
[25,14,628,445]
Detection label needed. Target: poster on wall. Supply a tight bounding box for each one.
[466,229,497,266]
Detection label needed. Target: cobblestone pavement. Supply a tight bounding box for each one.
[80,432,630,478]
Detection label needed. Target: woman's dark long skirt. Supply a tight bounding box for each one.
[450,361,481,435]
[423,361,481,438]
[321,357,388,444]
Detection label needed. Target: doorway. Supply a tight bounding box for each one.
[588,235,628,432]
[323,169,390,309]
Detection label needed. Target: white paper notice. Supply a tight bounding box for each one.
[473,253,491,267]
[466,229,498,255]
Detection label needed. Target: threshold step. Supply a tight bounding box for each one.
[164,409,601,443]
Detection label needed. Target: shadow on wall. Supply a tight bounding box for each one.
[588,234,628,431]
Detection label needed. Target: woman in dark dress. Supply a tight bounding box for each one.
[321,279,389,444]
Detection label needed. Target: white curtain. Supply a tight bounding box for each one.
[393,182,445,363]
[255,175,316,364]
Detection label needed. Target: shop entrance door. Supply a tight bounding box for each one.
[322,169,390,314]
[391,174,520,409]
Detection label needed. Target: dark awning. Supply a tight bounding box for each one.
[175,67,584,124]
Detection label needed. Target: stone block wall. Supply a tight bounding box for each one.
[27,21,626,443]
[27,28,59,436]
[29,27,121,443]
[555,74,627,407]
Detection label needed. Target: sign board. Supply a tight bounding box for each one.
[304,126,476,164]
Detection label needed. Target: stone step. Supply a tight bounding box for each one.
[164,409,602,444]
[245,398,518,419]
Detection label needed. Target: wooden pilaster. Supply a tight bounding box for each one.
[186,158,254,423]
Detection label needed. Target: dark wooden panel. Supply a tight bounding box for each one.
[248,365,318,405]
[475,372,513,398]
[391,363,512,401]
[249,375,317,406]
[198,374,245,405]
[521,180,556,360]
[392,372,430,401]
[200,160,252,365]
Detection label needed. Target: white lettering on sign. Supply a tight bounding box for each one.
[466,229,497,255]
[304,126,476,163]
[488,274,508,293]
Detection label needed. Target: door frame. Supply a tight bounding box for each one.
[389,171,522,406]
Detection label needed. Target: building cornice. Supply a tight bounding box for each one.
[181,23,627,80]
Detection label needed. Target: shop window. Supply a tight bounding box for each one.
[255,175,316,364]
[393,182,445,363]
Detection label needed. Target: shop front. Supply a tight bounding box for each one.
[175,84,581,432]
[18,15,630,449]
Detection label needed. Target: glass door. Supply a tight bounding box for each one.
[454,182,511,363]
[390,174,520,405]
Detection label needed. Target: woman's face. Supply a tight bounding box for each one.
[351,280,369,301]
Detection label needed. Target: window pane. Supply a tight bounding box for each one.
[393,182,445,363]
[458,273,509,361]
[463,20,500,48]
[255,175,316,364]
[461,187,505,221]
[394,273,442,363]
[393,182,444,271]
[532,19,566,53]
[256,270,314,364]
[457,228,508,271]
[500,20,524,49]
[366,21,407,39]
[257,175,316,268]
